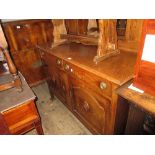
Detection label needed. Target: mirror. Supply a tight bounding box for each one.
[141,34,155,63]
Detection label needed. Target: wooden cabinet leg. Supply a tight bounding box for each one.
[34,120,44,135]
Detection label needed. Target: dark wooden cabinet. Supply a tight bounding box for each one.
[2,20,54,86]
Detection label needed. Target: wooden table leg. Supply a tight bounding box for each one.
[34,120,44,135]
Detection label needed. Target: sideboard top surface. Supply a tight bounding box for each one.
[38,42,137,85]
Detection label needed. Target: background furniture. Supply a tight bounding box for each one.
[2,20,54,86]
[0,72,43,135]
[133,20,155,96]
[116,80,155,134]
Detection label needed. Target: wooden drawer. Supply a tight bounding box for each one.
[83,70,112,98]
[63,60,85,80]
[42,52,63,70]
[63,60,112,98]
[2,101,38,133]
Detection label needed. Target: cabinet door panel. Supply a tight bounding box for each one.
[71,78,111,134]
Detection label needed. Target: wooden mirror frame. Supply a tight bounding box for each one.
[133,19,155,96]
[58,19,143,62]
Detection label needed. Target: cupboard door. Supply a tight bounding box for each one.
[70,78,111,134]
[43,53,71,109]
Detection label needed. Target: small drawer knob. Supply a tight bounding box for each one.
[99,82,107,90]
[56,59,61,65]
[64,64,70,71]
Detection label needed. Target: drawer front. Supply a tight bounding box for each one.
[63,60,112,98]
[83,70,112,98]
[2,101,38,130]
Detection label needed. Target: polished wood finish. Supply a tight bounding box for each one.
[0,113,11,134]
[38,42,137,134]
[118,20,143,53]
[2,100,43,135]
[2,20,54,86]
[40,43,137,85]
[116,80,155,116]
[133,20,155,96]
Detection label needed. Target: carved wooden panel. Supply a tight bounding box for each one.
[70,77,111,134]
[94,19,119,62]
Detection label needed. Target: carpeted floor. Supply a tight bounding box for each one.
[26,82,91,135]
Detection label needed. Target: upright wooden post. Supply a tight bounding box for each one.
[94,19,120,63]
[0,24,22,91]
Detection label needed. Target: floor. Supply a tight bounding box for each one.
[27,82,91,135]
